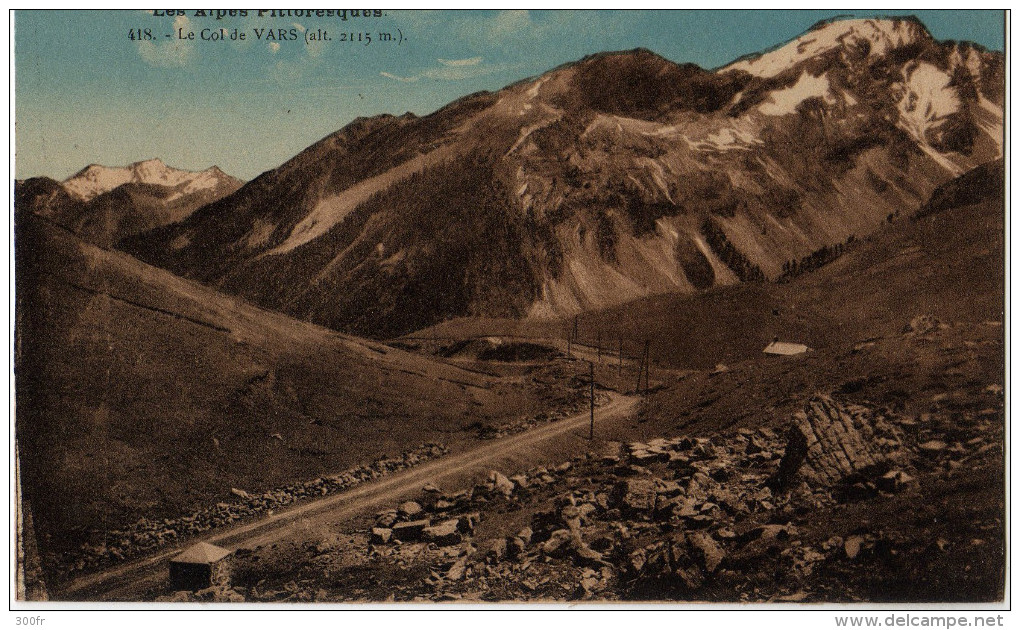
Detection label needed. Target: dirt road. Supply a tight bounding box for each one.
[55,391,639,601]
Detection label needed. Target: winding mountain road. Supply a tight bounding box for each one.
[55,391,638,601]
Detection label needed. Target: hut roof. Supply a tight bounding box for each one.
[172,542,232,565]
[763,341,811,356]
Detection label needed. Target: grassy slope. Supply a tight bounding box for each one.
[422,183,1003,373]
[14,214,565,562]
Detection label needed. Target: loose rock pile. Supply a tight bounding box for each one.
[301,394,993,602]
[162,390,1002,603]
[52,443,449,579]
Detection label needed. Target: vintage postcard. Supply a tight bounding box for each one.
[12,9,1006,610]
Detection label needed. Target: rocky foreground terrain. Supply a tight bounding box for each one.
[158,357,1002,603]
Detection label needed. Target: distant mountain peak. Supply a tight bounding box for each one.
[62,159,239,202]
[131,157,167,167]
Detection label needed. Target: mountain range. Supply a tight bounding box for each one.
[27,17,1006,339]
[17,159,242,247]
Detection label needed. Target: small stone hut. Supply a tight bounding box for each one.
[169,542,232,592]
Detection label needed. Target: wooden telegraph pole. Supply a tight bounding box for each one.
[618,338,623,378]
[589,361,595,440]
[634,349,643,394]
[566,325,572,359]
[643,339,651,393]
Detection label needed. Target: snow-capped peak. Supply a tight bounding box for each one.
[62,159,234,201]
[724,17,932,78]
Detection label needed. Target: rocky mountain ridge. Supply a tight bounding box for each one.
[62,158,237,202]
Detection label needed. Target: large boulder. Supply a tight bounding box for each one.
[771,395,907,489]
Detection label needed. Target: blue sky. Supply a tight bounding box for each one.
[14,9,1004,181]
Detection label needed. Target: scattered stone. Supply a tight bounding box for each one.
[517,527,533,545]
[446,558,467,581]
[844,535,865,560]
[392,519,430,542]
[375,511,399,528]
[370,528,392,544]
[610,478,658,515]
[398,501,423,518]
[484,538,507,563]
[423,520,463,546]
[877,470,915,493]
[919,440,948,454]
[745,436,770,455]
[489,471,515,497]
[458,513,480,534]
[904,315,942,336]
[687,531,726,573]
[541,529,574,557]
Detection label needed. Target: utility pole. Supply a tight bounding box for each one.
[566,325,572,359]
[643,339,651,393]
[618,338,623,378]
[589,361,595,440]
[634,350,643,394]
[597,331,602,363]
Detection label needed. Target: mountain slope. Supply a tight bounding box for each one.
[123,17,1003,338]
[542,159,1005,372]
[14,208,561,574]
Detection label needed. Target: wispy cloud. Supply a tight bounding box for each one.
[268,42,280,54]
[380,71,419,83]
[438,56,483,67]
[137,15,196,67]
[421,64,497,81]
[382,57,498,83]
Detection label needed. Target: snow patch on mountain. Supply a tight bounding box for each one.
[895,61,964,174]
[897,62,960,128]
[977,97,1004,153]
[725,18,930,78]
[759,72,835,115]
